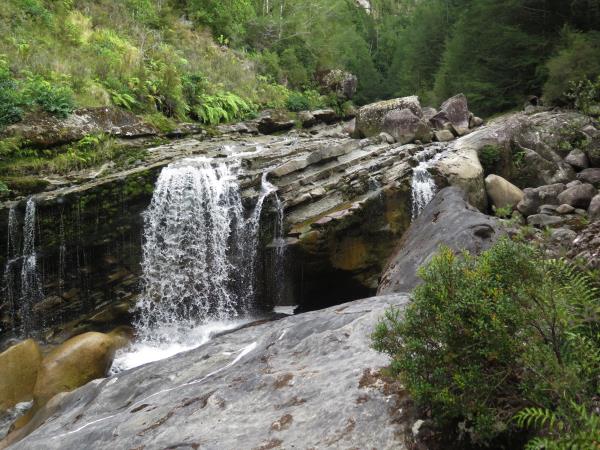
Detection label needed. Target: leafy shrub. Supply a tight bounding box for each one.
[285,92,311,112]
[22,75,75,118]
[478,144,502,173]
[0,179,9,193]
[372,239,600,447]
[566,75,600,116]
[0,61,23,127]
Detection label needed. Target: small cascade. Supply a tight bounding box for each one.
[270,192,287,308]
[411,146,442,220]
[19,198,43,335]
[2,207,20,332]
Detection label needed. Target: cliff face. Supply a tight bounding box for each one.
[0,108,595,344]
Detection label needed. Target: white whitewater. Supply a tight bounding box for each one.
[411,146,442,220]
[19,199,43,335]
[114,157,279,371]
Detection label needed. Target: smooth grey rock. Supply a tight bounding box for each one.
[527,214,566,228]
[3,295,411,450]
[312,109,338,124]
[576,208,588,216]
[567,180,582,188]
[382,109,432,145]
[378,187,504,294]
[577,168,600,187]
[485,174,524,209]
[589,194,600,220]
[557,183,597,209]
[440,94,470,135]
[556,204,575,214]
[565,149,589,170]
[517,183,566,216]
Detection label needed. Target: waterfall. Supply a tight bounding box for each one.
[114,157,277,371]
[135,158,247,343]
[411,146,441,220]
[19,199,43,335]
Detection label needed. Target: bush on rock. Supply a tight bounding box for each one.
[373,238,600,448]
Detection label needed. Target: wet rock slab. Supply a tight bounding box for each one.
[7,295,411,450]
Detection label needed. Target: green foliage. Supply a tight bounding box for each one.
[478,144,502,173]
[285,90,324,112]
[372,239,600,447]
[0,179,9,193]
[0,60,24,127]
[566,75,600,116]
[192,92,255,125]
[544,31,600,108]
[22,75,75,118]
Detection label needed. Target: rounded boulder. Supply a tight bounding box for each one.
[32,332,117,408]
[0,339,42,411]
[485,174,524,209]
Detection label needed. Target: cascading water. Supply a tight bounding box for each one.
[2,207,19,332]
[135,158,247,341]
[411,146,442,220]
[19,199,43,335]
[113,157,278,371]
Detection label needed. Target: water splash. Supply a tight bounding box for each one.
[20,198,43,335]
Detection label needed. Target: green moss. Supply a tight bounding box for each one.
[4,176,50,195]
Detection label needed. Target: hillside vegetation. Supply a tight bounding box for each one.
[1,0,600,130]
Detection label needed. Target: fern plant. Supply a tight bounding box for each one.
[515,402,600,450]
[192,92,255,125]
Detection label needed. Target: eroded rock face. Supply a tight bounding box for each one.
[355,96,422,138]
[1,108,158,147]
[4,295,414,450]
[378,187,504,294]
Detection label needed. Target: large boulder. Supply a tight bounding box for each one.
[588,194,600,221]
[557,183,597,209]
[32,332,119,408]
[382,109,432,145]
[435,140,487,210]
[577,168,600,187]
[585,132,600,167]
[378,187,504,294]
[1,107,158,147]
[565,149,589,170]
[317,69,358,100]
[439,94,470,136]
[2,295,418,450]
[355,96,422,138]
[0,340,42,411]
[517,183,566,216]
[485,174,524,209]
[256,110,295,134]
